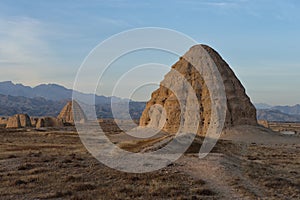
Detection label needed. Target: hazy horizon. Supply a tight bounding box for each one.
[1,80,298,107]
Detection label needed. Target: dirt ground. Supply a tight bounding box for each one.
[0,124,299,200]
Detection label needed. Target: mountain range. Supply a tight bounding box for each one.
[255,103,300,122]
[0,81,118,103]
[0,94,67,117]
[0,81,146,119]
[257,109,300,122]
[0,81,299,122]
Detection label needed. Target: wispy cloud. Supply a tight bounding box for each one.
[0,16,51,66]
[174,0,247,13]
[87,0,151,9]
[94,17,132,28]
[0,13,135,88]
[0,16,61,85]
[177,0,298,21]
[178,0,246,8]
[201,1,240,8]
[199,0,299,21]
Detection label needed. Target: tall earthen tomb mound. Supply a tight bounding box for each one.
[139,44,257,135]
[57,101,87,125]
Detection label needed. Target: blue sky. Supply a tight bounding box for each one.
[0,0,299,105]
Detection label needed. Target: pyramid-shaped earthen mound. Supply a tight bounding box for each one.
[31,117,38,127]
[0,117,8,127]
[6,114,32,128]
[57,101,87,125]
[36,117,63,128]
[139,44,257,135]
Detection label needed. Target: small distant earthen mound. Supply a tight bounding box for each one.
[30,117,38,127]
[140,44,257,135]
[6,114,31,128]
[19,114,32,127]
[57,101,87,125]
[0,117,8,127]
[36,117,63,128]
[258,120,269,128]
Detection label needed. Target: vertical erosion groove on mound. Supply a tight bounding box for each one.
[140,44,257,135]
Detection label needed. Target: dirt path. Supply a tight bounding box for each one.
[177,152,267,199]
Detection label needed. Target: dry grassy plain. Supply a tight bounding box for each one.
[0,122,299,199]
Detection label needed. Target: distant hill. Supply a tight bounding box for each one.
[2,82,299,121]
[95,101,146,119]
[0,81,115,104]
[0,81,146,119]
[0,94,146,119]
[256,103,300,122]
[0,94,67,117]
[257,109,300,122]
[0,81,71,100]
[272,104,300,116]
